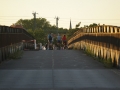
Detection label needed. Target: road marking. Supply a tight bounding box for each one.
[52,50,54,90]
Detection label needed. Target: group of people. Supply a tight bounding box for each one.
[56,34,67,49]
[46,33,67,50]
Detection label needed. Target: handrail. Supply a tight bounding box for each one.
[68,24,120,67]
[68,25,120,46]
[0,25,35,48]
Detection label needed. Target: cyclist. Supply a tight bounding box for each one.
[48,33,52,43]
[56,33,61,50]
[47,33,53,50]
[62,34,67,49]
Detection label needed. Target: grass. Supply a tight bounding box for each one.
[84,48,94,57]
[98,58,113,68]
[84,48,113,68]
[8,50,23,60]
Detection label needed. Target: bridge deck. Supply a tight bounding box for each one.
[0,50,120,90]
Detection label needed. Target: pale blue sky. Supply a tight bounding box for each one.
[0,0,120,29]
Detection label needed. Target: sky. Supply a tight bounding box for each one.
[0,0,120,29]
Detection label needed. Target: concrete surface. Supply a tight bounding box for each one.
[0,50,120,90]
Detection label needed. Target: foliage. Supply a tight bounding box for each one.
[67,28,79,39]
[58,27,68,34]
[27,29,46,44]
[14,18,99,43]
[84,48,113,68]
[14,18,51,30]
[14,18,69,45]
[75,22,81,28]
[98,58,112,68]
[14,18,68,34]
[89,23,98,27]
[8,50,23,59]
[85,47,94,57]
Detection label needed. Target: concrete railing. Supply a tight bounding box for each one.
[68,25,120,68]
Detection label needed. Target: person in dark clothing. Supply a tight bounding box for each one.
[47,33,53,50]
[48,33,52,43]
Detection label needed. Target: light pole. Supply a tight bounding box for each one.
[55,16,59,34]
[32,12,38,30]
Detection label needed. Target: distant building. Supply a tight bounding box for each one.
[69,19,72,30]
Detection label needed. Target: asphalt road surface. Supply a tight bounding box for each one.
[0,50,120,90]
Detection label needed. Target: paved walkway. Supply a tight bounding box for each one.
[0,50,120,90]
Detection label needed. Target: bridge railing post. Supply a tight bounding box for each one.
[0,48,2,63]
[68,24,120,68]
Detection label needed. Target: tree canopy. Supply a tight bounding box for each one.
[14,18,51,30]
[89,23,98,27]
[15,18,98,44]
[14,18,68,45]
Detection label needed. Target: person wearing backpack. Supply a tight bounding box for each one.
[47,33,53,50]
[48,33,52,43]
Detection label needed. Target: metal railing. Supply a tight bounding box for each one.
[0,25,35,62]
[68,25,120,67]
[0,26,34,48]
[68,25,120,50]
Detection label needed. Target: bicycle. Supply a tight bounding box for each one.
[48,40,53,50]
[57,41,61,50]
[62,41,67,50]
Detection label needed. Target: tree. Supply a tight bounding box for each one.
[27,28,46,44]
[89,23,97,27]
[14,19,32,29]
[75,22,81,29]
[15,18,51,30]
[14,17,69,45]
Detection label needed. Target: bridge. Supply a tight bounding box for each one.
[0,25,120,90]
[68,24,120,68]
[0,26,35,62]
